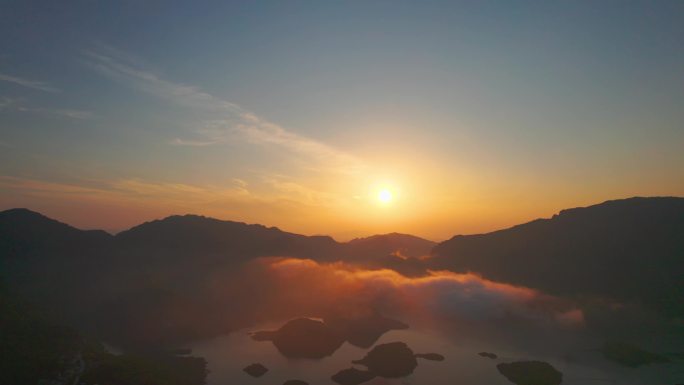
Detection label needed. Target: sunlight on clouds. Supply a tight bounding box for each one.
[76,44,546,239]
[262,258,585,327]
[79,45,470,237]
[0,44,614,240]
[84,45,364,176]
[0,176,251,207]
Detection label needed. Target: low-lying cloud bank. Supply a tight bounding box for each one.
[88,256,594,349]
[213,258,585,330]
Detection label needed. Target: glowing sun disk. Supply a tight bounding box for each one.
[378,188,393,203]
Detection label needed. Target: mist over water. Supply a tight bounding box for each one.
[187,258,681,385]
[191,317,681,385]
[252,257,583,325]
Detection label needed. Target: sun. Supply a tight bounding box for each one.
[377,188,393,204]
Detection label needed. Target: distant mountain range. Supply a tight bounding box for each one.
[432,197,684,318]
[0,208,435,263]
[0,208,436,346]
[1,196,682,346]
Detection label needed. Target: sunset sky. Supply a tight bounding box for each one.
[1,1,683,240]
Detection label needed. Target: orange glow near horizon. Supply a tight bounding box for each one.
[1,153,681,242]
[255,257,585,327]
[2,7,684,244]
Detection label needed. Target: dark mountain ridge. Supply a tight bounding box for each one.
[118,214,337,248]
[0,209,437,346]
[431,197,684,317]
[1,196,682,347]
[0,209,436,263]
[0,208,112,259]
[346,232,435,259]
[115,214,341,262]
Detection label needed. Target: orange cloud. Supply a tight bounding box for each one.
[246,258,584,328]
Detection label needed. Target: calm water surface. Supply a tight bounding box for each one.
[190,318,683,385]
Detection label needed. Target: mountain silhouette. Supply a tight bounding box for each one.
[0,209,435,348]
[0,208,111,259]
[340,233,435,276]
[344,233,435,259]
[1,196,682,347]
[431,197,684,317]
[0,210,436,272]
[116,214,340,261]
[0,209,113,323]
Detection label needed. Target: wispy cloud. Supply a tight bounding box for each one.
[264,175,338,206]
[0,73,60,93]
[0,96,22,109]
[84,45,364,173]
[231,178,249,194]
[170,138,216,147]
[0,174,329,231]
[47,109,95,119]
[0,175,251,208]
[166,120,239,146]
[0,96,93,119]
[0,176,111,199]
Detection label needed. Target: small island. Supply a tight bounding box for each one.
[415,353,445,361]
[352,342,418,378]
[496,361,562,385]
[282,380,309,385]
[252,318,345,358]
[601,341,670,368]
[243,363,268,377]
[331,368,377,385]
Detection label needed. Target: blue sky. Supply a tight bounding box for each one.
[1,1,683,239]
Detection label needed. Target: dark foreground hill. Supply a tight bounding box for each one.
[430,197,684,317]
[0,279,207,385]
[0,208,112,259]
[0,208,435,347]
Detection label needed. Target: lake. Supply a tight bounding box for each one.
[191,317,683,385]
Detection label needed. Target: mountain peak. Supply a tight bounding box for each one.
[555,196,684,218]
[1,207,50,220]
[348,232,434,244]
[0,207,79,233]
[117,213,275,239]
[431,196,684,317]
[345,232,436,259]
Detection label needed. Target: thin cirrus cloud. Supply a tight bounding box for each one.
[84,45,364,174]
[47,109,95,119]
[0,174,284,233]
[0,96,93,119]
[0,73,60,93]
[0,175,251,209]
[0,174,339,232]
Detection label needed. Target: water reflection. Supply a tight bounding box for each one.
[191,317,683,385]
[251,313,409,359]
[324,313,409,349]
[252,318,345,359]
